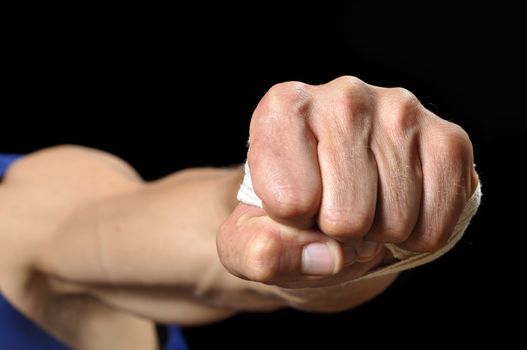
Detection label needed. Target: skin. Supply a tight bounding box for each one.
[0,76,478,349]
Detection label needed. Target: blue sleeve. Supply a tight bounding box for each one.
[0,295,70,350]
[165,326,189,350]
[0,154,22,177]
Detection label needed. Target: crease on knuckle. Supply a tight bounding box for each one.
[322,208,371,239]
[408,223,449,252]
[412,235,445,253]
[265,186,316,219]
[378,214,413,243]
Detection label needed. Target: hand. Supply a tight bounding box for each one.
[218,76,477,293]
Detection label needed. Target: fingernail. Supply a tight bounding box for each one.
[342,245,357,266]
[358,241,381,261]
[302,243,335,275]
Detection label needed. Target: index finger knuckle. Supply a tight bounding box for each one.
[263,184,318,221]
[262,81,311,116]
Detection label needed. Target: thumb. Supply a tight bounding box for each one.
[217,204,352,287]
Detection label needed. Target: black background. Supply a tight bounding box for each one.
[3,1,524,348]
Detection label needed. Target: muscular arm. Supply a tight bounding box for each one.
[36,164,243,324]
[1,145,395,337]
[1,76,479,349]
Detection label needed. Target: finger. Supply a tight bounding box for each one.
[400,120,473,252]
[354,240,383,263]
[248,82,321,229]
[316,138,378,241]
[310,78,378,241]
[217,204,349,288]
[365,96,423,244]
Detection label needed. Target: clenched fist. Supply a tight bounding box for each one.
[219,76,478,289]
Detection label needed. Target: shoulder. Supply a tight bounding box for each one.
[5,145,143,186]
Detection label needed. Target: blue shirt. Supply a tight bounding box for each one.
[0,154,188,350]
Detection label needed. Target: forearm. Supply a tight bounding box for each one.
[36,167,238,284]
[34,166,246,322]
[34,162,397,321]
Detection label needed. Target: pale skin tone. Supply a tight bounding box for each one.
[0,76,478,349]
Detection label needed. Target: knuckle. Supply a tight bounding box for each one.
[332,76,372,117]
[391,87,419,107]
[378,216,413,243]
[432,124,473,167]
[265,185,317,220]
[383,88,421,133]
[245,231,282,283]
[443,124,473,156]
[321,208,372,240]
[410,237,443,253]
[407,229,448,253]
[332,75,366,90]
[263,81,311,116]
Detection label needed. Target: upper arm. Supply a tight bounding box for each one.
[4,145,143,188]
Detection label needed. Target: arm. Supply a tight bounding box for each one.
[0,76,479,348]
[21,147,394,320]
[35,162,255,324]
